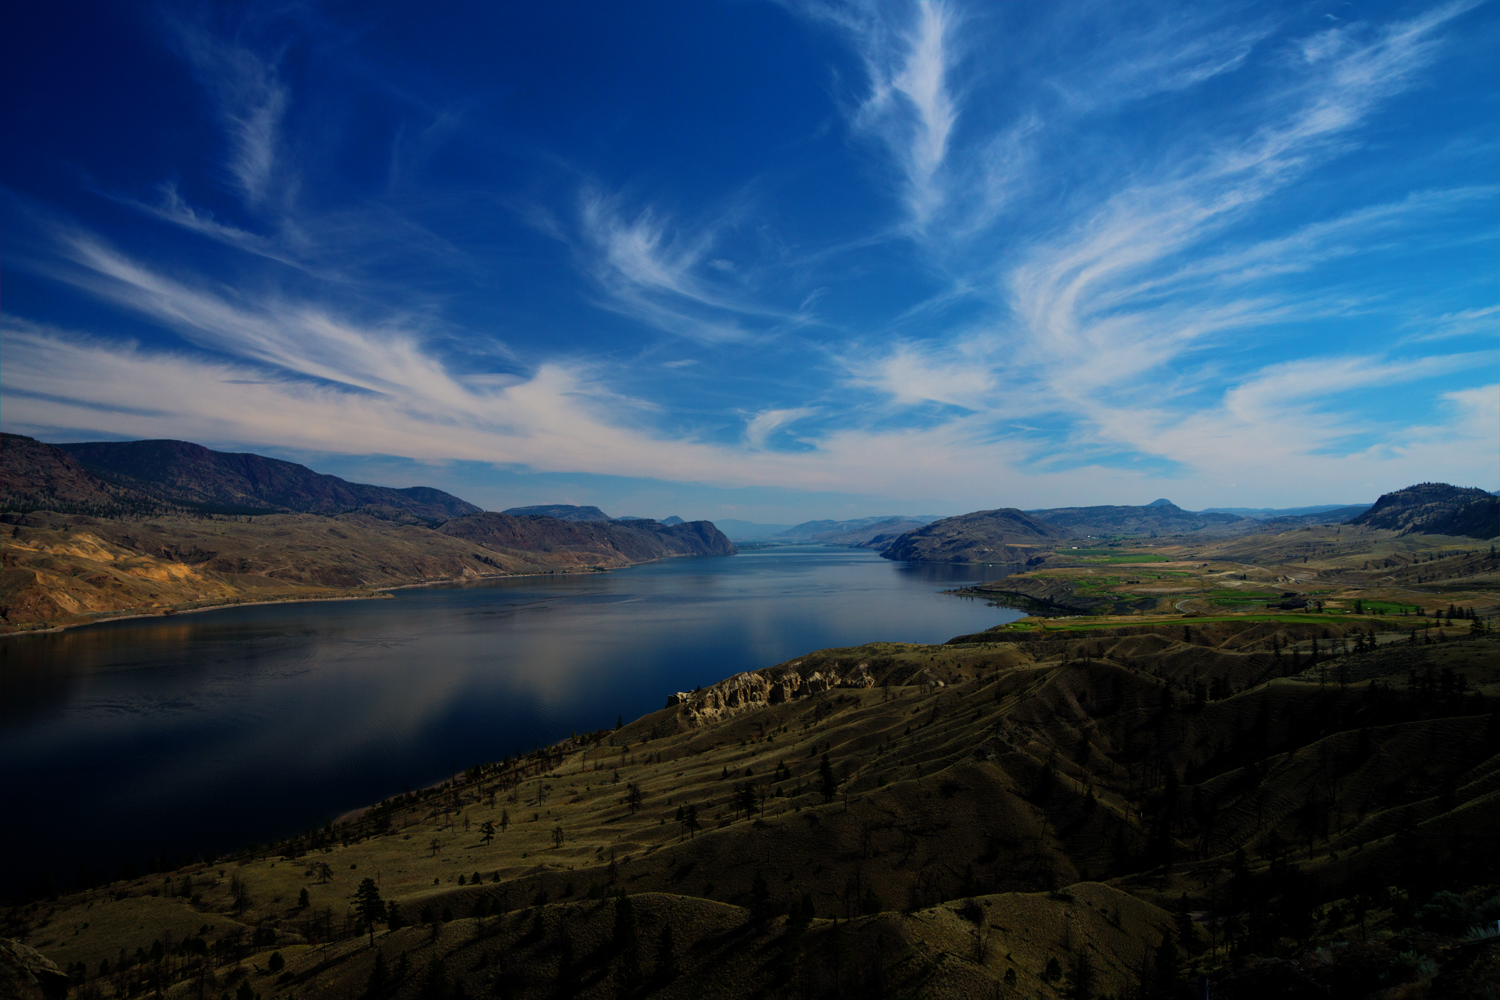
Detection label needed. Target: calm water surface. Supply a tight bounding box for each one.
[0,546,1019,894]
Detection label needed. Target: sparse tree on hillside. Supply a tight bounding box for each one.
[229,873,251,914]
[820,752,839,803]
[355,877,385,946]
[655,924,679,982]
[479,820,495,846]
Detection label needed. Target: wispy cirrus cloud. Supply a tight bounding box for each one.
[2,1,1493,516]
[555,187,816,344]
[819,0,1492,481]
[846,2,961,227]
[168,20,293,210]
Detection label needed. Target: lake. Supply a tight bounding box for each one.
[0,546,1020,896]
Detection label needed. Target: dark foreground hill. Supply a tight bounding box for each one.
[879,508,1071,563]
[1348,482,1499,539]
[51,438,481,524]
[5,614,1496,998]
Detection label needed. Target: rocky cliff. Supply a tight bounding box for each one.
[665,660,875,726]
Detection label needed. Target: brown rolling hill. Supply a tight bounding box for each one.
[4,613,1496,998]
[879,507,1071,564]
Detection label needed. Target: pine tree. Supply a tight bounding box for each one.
[355,878,385,947]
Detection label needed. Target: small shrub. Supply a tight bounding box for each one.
[1414,891,1471,935]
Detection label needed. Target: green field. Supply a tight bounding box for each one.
[1058,548,1171,563]
[1349,600,1420,615]
[990,612,1355,633]
[1208,588,1279,606]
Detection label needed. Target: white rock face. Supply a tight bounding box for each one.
[666,661,877,727]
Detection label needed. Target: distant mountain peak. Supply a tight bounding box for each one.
[1146,498,1174,507]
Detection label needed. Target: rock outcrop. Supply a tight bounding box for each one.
[0,938,68,1000]
[666,661,876,726]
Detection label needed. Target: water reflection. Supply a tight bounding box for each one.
[0,547,1019,894]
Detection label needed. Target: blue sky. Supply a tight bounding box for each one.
[3,1,1496,522]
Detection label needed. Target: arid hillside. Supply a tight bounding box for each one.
[0,511,734,634]
[5,611,1496,999]
[0,436,734,633]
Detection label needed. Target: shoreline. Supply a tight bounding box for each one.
[0,553,731,638]
[0,592,393,638]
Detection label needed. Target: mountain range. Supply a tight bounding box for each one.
[717,500,1375,546]
[876,486,1495,564]
[2,435,480,524]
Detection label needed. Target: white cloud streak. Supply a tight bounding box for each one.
[171,23,292,208]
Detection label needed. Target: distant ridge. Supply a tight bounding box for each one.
[503,504,611,522]
[769,515,943,547]
[1200,503,1370,519]
[1022,501,1249,537]
[50,437,480,524]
